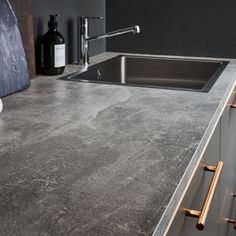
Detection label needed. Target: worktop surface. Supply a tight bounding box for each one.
[0,53,236,236]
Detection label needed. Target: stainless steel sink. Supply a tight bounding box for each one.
[59,56,228,92]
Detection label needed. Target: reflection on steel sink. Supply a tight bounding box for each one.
[59,55,228,92]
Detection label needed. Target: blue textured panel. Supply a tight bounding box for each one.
[0,0,30,98]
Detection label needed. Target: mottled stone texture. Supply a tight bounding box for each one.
[0,0,30,98]
[0,53,236,236]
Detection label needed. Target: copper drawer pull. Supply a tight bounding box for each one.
[228,219,236,230]
[227,194,236,229]
[230,91,236,108]
[185,161,224,231]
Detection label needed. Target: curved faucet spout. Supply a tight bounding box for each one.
[86,25,141,42]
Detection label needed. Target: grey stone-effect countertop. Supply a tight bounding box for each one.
[0,52,236,236]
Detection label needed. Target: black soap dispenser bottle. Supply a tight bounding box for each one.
[41,14,65,75]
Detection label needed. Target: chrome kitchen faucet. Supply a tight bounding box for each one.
[78,16,140,66]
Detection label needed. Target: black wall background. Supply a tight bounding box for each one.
[106,0,236,58]
[32,0,106,67]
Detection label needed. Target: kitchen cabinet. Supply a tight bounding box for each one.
[219,91,236,236]
[166,122,221,236]
[167,87,236,236]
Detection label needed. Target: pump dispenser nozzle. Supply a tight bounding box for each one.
[48,14,60,29]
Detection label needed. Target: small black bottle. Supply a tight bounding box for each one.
[41,14,65,75]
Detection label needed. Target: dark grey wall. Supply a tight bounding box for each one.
[32,0,106,67]
[106,0,236,58]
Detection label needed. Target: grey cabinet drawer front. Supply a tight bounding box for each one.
[220,89,236,236]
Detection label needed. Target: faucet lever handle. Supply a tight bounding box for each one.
[81,16,104,20]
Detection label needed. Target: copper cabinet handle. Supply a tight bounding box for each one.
[227,194,236,229]
[185,161,224,231]
[228,219,236,229]
[230,91,236,108]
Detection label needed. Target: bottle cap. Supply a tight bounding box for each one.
[48,14,59,29]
